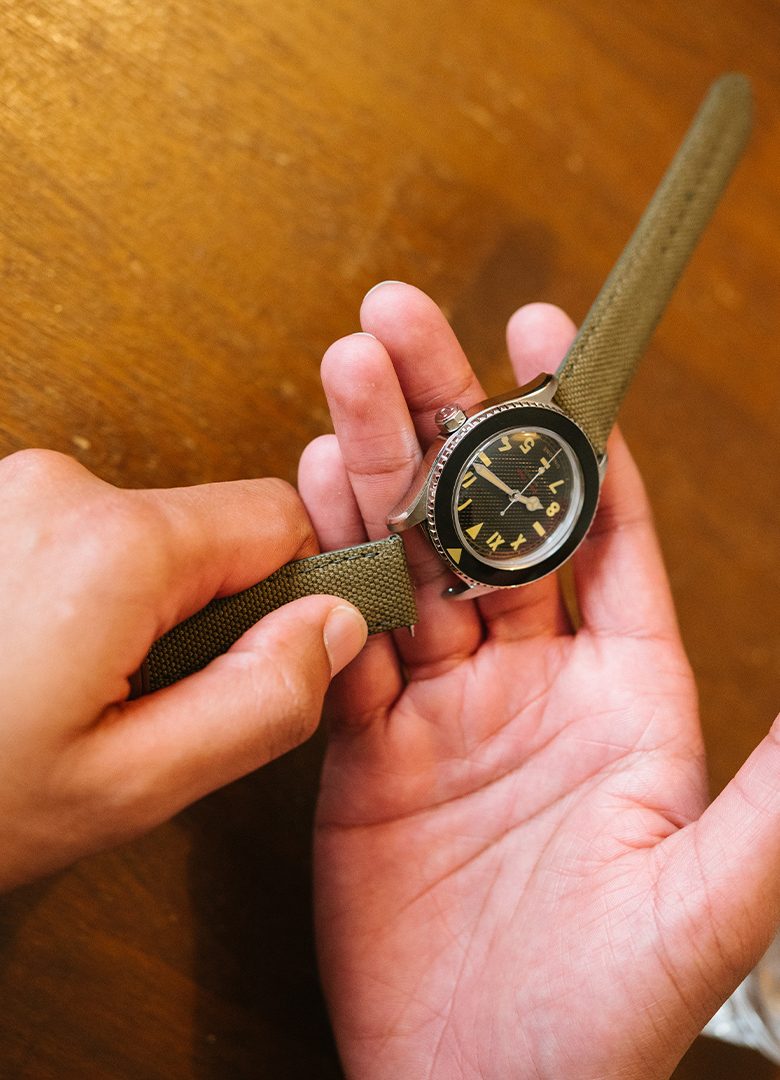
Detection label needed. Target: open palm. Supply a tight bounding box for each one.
[298,283,780,1079]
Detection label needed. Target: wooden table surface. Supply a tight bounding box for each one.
[1,1,778,1077]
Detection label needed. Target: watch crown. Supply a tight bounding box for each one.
[434,403,467,434]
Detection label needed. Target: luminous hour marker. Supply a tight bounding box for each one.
[457,497,473,512]
[462,471,477,488]
[549,479,564,492]
[514,432,537,444]
[510,533,527,550]
[465,522,483,540]
[486,531,504,552]
[498,435,512,452]
[478,451,492,466]
[533,520,546,537]
[447,547,463,564]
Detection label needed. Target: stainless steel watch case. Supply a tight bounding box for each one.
[387,374,607,598]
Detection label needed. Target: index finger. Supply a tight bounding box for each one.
[0,453,319,713]
[135,476,318,639]
[360,281,486,445]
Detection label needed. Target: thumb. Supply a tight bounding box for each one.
[76,595,368,836]
[674,713,780,978]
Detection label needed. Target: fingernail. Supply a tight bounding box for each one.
[324,604,368,676]
[363,280,405,301]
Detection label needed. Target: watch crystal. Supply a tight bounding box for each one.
[452,427,584,569]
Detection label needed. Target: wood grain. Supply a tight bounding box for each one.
[0,1,777,1076]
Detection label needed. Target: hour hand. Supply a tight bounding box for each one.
[500,491,543,516]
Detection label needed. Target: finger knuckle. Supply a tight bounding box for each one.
[76,490,172,587]
[90,489,156,547]
[215,645,323,761]
[0,447,79,489]
[276,664,322,744]
[342,427,420,481]
[258,476,314,549]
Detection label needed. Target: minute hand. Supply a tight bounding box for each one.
[474,462,515,497]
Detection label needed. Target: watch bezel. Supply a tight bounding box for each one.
[427,401,601,588]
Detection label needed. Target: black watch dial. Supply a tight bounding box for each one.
[452,427,584,569]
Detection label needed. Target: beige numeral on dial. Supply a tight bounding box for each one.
[486,531,505,552]
[546,501,560,518]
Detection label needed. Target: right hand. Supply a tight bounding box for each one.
[0,450,367,891]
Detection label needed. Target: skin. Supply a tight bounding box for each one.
[298,282,780,1080]
[0,452,366,892]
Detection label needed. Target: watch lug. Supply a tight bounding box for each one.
[443,580,499,601]
[597,450,608,482]
[387,487,428,532]
[469,373,558,414]
[386,437,446,532]
[518,371,558,403]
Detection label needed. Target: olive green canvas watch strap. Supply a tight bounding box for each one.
[129,535,416,696]
[553,73,752,455]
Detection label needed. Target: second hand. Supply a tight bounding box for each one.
[501,448,562,515]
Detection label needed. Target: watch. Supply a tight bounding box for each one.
[131,73,751,695]
[388,72,751,598]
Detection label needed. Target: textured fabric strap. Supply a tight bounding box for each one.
[553,73,752,455]
[130,535,416,696]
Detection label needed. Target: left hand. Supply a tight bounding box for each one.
[299,281,780,1080]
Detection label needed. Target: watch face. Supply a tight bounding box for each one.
[428,403,601,587]
[453,427,584,570]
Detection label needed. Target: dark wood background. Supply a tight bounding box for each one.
[0,1,777,1077]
